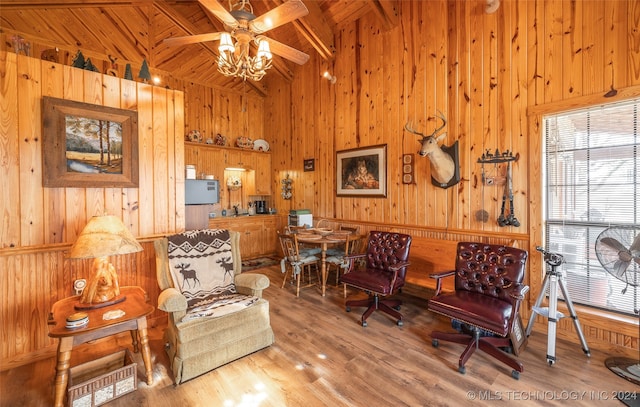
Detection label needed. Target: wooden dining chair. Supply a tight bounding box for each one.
[278,232,320,297]
[326,235,362,298]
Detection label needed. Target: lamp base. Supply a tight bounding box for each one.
[74,294,126,310]
[605,357,640,386]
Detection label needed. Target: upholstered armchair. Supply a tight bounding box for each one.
[340,231,412,327]
[155,229,274,384]
[428,242,529,379]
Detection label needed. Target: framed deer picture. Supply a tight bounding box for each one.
[336,144,387,197]
[42,96,139,188]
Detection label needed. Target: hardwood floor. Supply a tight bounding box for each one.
[1,264,638,407]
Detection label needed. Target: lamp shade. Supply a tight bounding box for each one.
[218,32,235,53]
[256,40,272,60]
[68,215,142,259]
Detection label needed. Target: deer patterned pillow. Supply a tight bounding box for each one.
[167,229,258,321]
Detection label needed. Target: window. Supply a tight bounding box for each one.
[543,99,639,316]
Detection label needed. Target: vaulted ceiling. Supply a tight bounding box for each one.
[1,1,398,96]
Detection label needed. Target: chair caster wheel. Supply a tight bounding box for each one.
[393,305,401,311]
[511,370,520,380]
[361,320,367,327]
[458,365,466,374]
[346,306,351,312]
[547,359,555,366]
[397,320,403,326]
[432,339,439,348]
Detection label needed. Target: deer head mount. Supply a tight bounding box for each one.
[405,111,460,189]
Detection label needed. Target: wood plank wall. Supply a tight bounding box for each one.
[0,51,185,368]
[264,0,639,353]
[0,48,266,369]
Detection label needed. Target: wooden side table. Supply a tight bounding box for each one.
[48,286,154,407]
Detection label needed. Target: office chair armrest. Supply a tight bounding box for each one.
[344,253,366,261]
[429,270,456,295]
[509,284,530,301]
[388,261,410,272]
[343,253,367,273]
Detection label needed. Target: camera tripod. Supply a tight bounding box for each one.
[525,247,591,365]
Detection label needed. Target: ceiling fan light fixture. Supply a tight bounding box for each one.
[165,0,310,82]
[257,40,272,60]
[217,34,272,81]
[218,32,235,53]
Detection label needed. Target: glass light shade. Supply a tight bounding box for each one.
[256,40,272,60]
[218,32,235,53]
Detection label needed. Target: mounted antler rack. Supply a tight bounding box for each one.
[477,148,521,227]
[477,148,519,164]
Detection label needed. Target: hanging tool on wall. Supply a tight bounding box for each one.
[477,149,520,227]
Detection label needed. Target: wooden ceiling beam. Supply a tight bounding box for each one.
[0,0,153,10]
[367,0,400,31]
[296,0,336,61]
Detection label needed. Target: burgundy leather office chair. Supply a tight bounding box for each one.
[340,231,412,327]
[428,242,529,379]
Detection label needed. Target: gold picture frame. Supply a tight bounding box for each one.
[42,96,139,188]
[336,144,387,197]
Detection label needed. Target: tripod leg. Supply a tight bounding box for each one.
[557,275,591,357]
[547,274,559,365]
[526,273,550,337]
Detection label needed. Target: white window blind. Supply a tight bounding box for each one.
[543,99,639,316]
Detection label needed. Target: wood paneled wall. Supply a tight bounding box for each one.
[264,0,639,352]
[0,51,185,368]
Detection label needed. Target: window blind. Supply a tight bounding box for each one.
[543,99,639,316]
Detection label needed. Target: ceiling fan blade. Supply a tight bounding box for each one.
[249,0,309,34]
[164,32,222,47]
[599,236,628,253]
[199,0,238,29]
[260,36,309,65]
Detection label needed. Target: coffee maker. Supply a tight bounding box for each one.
[254,200,267,214]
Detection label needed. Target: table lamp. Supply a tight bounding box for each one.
[68,215,143,309]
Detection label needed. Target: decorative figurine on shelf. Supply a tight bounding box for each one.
[138,58,151,83]
[11,35,31,56]
[281,175,292,200]
[124,63,134,80]
[72,50,86,69]
[186,130,202,143]
[106,55,118,76]
[215,133,227,146]
[41,48,59,63]
[84,58,100,72]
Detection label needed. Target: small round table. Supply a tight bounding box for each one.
[296,233,363,296]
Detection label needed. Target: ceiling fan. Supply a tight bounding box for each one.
[165,0,310,81]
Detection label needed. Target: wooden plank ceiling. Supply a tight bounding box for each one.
[0,0,398,95]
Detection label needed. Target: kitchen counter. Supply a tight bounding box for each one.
[209,214,284,259]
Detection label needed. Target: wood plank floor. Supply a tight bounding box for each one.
[1,264,638,407]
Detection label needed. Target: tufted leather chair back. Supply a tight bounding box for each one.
[454,242,528,303]
[364,231,412,284]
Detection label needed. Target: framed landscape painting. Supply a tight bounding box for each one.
[336,144,387,197]
[42,96,139,188]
